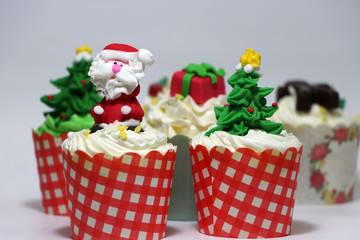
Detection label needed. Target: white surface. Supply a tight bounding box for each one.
[0,0,360,239]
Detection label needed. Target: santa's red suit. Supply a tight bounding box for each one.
[91,85,143,124]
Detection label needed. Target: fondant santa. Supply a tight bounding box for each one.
[88,43,154,131]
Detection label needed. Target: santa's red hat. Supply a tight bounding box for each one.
[100,43,154,66]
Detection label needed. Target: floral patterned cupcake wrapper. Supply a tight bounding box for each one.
[62,148,176,240]
[290,123,359,204]
[32,130,69,215]
[190,145,302,238]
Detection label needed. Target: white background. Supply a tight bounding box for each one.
[0,0,360,239]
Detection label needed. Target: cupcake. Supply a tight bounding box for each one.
[62,43,176,240]
[190,49,303,238]
[272,81,360,204]
[32,46,101,215]
[143,63,227,220]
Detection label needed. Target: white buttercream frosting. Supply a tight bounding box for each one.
[271,87,358,130]
[62,121,175,157]
[191,128,302,153]
[143,91,227,138]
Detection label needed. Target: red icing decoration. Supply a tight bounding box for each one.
[272,102,278,107]
[224,104,229,107]
[170,71,225,104]
[81,79,87,85]
[47,95,54,101]
[149,84,163,97]
[60,114,66,119]
[103,43,138,53]
[247,107,254,113]
[91,85,144,124]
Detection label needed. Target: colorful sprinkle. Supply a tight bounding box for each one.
[159,105,166,113]
[118,126,128,132]
[83,130,91,138]
[151,98,159,105]
[319,106,327,114]
[247,107,254,114]
[47,95,54,101]
[175,94,184,100]
[134,125,142,133]
[119,131,127,140]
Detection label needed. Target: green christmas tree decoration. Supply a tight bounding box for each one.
[40,46,102,126]
[206,49,283,137]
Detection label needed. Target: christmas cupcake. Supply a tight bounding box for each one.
[143,63,227,220]
[190,49,303,238]
[272,81,360,204]
[62,43,176,240]
[32,46,101,215]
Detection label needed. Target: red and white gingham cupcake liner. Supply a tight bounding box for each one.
[190,145,303,238]
[62,148,176,240]
[32,130,69,216]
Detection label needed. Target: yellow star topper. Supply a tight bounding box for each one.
[240,48,261,69]
[76,45,92,55]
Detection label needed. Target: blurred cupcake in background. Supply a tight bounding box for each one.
[32,46,101,215]
[271,80,360,204]
[143,62,227,220]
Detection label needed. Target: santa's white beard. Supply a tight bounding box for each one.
[104,68,139,99]
[90,63,139,100]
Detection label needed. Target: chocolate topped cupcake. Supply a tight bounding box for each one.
[272,80,360,204]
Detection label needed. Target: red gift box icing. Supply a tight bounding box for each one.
[170,70,225,104]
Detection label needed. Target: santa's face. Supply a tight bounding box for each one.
[89,55,139,100]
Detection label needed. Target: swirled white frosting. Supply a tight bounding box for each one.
[191,128,302,153]
[62,121,175,157]
[271,87,358,130]
[143,91,227,138]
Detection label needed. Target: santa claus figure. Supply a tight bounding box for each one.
[88,43,154,132]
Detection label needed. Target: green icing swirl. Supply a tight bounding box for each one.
[36,113,94,138]
[37,56,102,137]
[206,68,283,137]
[40,58,101,127]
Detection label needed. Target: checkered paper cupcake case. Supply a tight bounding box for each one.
[62,149,176,240]
[190,145,303,238]
[32,130,69,216]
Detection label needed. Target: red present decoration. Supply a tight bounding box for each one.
[32,130,69,216]
[62,149,176,240]
[190,145,302,238]
[149,84,164,97]
[170,63,225,104]
[148,77,168,97]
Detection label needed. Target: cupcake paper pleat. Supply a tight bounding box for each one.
[190,145,302,238]
[32,130,69,216]
[62,149,176,240]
